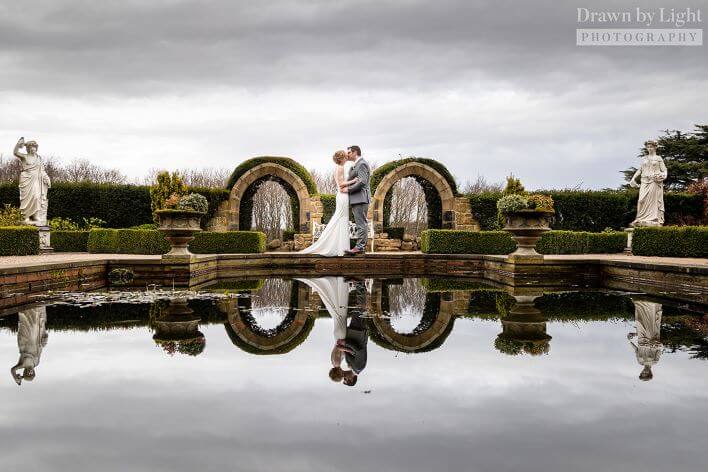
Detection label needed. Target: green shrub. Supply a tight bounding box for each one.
[536,231,626,254]
[88,229,170,254]
[190,187,230,225]
[130,223,158,230]
[282,230,295,241]
[190,231,266,254]
[0,204,24,226]
[319,194,336,223]
[469,192,502,230]
[150,171,188,219]
[420,230,516,254]
[52,230,90,252]
[0,226,39,256]
[632,226,708,258]
[384,226,405,240]
[177,193,209,213]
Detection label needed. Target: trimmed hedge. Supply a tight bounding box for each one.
[469,190,705,231]
[632,226,708,258]
[88,229,170,254]
[0,226,39,256]
[52,230,90,252]
[190,231,266,254]
[320,194,336,223]
[0,183,230,229]
[87,229,267,255]
[421,230,516,254]
[371,157,459,196]
[282,230,295,242]
[536,231,627,254]
[225,156,318,194]
[384,226,405,240]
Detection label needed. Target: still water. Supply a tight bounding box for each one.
[0,277,706,472]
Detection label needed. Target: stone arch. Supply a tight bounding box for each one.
[370,160,473,233]
[227,158,316,233]
[367,280,456,353]
[222,280,314,355]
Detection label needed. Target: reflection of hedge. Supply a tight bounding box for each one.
[52,230,90,252]
[421,229,516,254]
[204,279,265,291]
[536,231,626,254]
[190,231,266,254]
[536,292,634,320]
[421,278,493,292]
[0,226,38,256]
[0,183,230,229]
[468,190,704,231]
[632,226,708,258]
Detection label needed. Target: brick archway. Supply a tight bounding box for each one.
[369,161,476,233]
[227,162,314,233]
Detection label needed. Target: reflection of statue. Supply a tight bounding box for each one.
[13,137,51,226]
[10,306,48,385]
[629,140,667,227]
[628,300,662,381]
[298,277,367,386]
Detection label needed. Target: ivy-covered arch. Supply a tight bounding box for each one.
[226,157,318,233]
[369,158,460,233]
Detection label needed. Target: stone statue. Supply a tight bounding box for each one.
[10,306,48,385]
[13,137,51,226]
[629,140,667,227]
[628,299,662,381]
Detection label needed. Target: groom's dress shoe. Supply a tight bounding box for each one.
[345,248,366,256]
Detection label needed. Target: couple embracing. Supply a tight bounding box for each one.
[301,145,371,257]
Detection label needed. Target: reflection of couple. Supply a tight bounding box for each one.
[300,145,371,256]
[297,277,368,386]
[10,306,48,385]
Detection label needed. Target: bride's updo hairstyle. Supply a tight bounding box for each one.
[332,150,347,165]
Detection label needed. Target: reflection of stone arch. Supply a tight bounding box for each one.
[367,280,455,353]
[227,158,316,233]
[369,159,477,232]
[222,281,314,355]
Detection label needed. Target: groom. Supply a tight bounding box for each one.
[341,145,371,256]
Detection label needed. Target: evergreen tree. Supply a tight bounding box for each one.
[622,124,708,190]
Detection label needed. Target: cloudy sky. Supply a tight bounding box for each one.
[1,0,705,189]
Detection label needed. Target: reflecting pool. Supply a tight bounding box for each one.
[0,277,706,472]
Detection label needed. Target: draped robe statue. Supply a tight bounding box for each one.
[10,306,48,385]
[628,300,662,381]
[629,141,667,227]
[13,137,51,226]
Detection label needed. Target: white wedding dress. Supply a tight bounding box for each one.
[300,162,352,256]
[296,277,349,340]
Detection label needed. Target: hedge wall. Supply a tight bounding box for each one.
[0,226,39,256]
[52,230,90,252]
[87,229,266,255]
[190,231,266,254]
[632,226,708,258]
[421,230,516,254]
[385,226,405,240]
[0,183,229,229]
[320,194,336,224]
[536,231,627,254]
[469,190,705,231]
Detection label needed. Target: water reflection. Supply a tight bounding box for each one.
[495,292,552,356]
[152,297,205,357]
[628,299,663,381]
[10,305,48,385]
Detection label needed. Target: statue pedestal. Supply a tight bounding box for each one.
[623,228,634,255]
[38,226,53,253]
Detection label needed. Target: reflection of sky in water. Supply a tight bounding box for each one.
[249,307,289,331]
[0,313,706,472]
[387,279,426,334]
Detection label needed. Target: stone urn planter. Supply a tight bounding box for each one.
[503,209,554,258]
[156,209,205,258]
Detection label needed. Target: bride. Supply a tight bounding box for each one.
[300,150,358,256]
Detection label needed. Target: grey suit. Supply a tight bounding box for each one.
[347,158,371,250]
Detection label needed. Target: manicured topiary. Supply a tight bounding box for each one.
[226,157,318,194]
[420,230,516,254]
[88,229,169,254]
[87,229,119,253]
[52,231,90,252]
[0,226,39,256]
[190,231,266,254]
[384,226,405,240]
[536,230,626,254]
[632,226,708,258]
